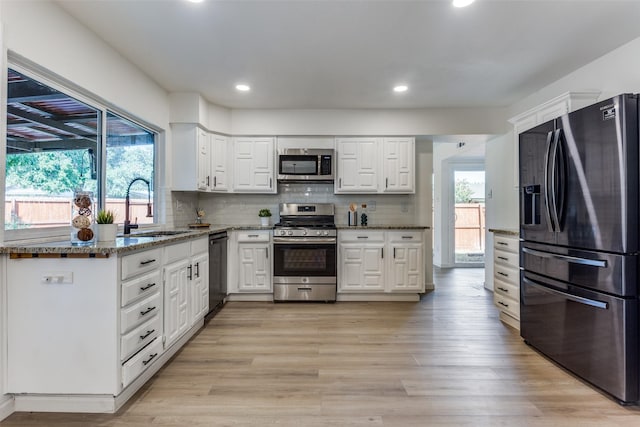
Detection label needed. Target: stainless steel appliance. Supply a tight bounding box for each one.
[277,148,334,182]
[207,231,228,319]
[519,94,639,404]
[273,203,337,302]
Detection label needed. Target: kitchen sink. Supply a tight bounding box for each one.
[121,230,191,238]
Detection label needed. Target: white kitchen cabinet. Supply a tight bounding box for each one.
[163,237,209,349]
[386,231,423,292]
[211,133,230,192]
[382,137,415,193]
[335,137,379,193]
[233,137,276,193]
[509,91,600,188]
[236,231,272,292]
[492,233,520,330]
[335,137,415,194]
[338,230,424,295]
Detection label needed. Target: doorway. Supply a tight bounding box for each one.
[453,167,485,267]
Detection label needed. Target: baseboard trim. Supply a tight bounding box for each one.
[12,320,204,414]
[337,293,420,302]
[0,395,15,421]
[226,293,274,302]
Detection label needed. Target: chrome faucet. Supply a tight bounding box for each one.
[124,177,153,235]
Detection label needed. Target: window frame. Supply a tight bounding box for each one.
[3,55,161,242]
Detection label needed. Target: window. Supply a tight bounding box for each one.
[5,66,156,235]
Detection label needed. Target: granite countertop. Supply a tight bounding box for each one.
[488,228,519,237]
[0,223,428,255]
[0,224,272,256]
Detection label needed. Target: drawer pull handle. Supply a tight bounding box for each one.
[497,256,509,261]
[497,272,509,278]
[357,236,369,239]
[248,234,259,238]
[140,306,156,316]
[140,282,156,291]
[140,329,155,340]
[498,301,509,308]
[497,242,508,246]
[140,259,156,265]
[297,287,313,291]
[497,287,509,292]
[402,236,413,239]
[142,352,158,366]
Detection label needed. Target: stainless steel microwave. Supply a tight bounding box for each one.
[277,148,334,182]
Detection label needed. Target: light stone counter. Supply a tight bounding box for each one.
[336,225,429,230]
[488,228,519,237]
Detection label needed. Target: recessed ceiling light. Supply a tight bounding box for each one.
[393,85,408,93]
[235,84,251,92]
[185,0,205,3]
[453,0,475,7]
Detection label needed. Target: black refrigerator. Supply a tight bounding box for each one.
[519,94,640,404]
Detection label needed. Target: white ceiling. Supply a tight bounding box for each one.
[56,0,640,110]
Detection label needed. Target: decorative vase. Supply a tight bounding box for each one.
[97,223,118,242]
[260,217,270,227]
[70,190,95,246]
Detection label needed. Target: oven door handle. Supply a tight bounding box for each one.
[273,237,336,244]
[522,277,608,310]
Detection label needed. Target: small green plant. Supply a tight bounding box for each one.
[258,208,272,218]
[96,209,115,224]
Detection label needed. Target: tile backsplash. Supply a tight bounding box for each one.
[171,183,420,227]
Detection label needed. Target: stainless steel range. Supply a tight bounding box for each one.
[273,203,337,302]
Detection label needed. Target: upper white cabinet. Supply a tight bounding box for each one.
[335,137,415,194]
[382,137,415,193]
[509,91,600,187]
[335,137,379,193]
[233,137,276,193]
[171,124,230,193]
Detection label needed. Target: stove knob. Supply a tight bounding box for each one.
[323,231,329,236]
[302,230,307,236]
[316,231,321,236]
[280,230,286,236]
[287,230,293,236]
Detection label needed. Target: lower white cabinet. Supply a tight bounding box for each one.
[338,229,425,294]
[163,237,209,349]
[492,233,520,329]
[237,231,272,292]
[4,235,209,413]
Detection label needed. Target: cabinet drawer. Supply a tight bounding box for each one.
[494,249,519,269]
[387,231,423,243]
[339,230,385,243]
[121,291,161,334]
[494,277,519,302]
[121,270,161,307]
[494,264,519,287]
[122,337,162,388]
[121,314,161,361]
[165,241,191,264]
[121,248,162,280]
[494,235,519,254]
[237,231,270,243]
[494,293,520,320]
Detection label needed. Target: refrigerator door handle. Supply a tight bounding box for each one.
[522,246,608,268]
[543,130,556,232]
[523,277,609,310]
[550,129,566,232]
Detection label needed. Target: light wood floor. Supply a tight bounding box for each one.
[4,268,640,426]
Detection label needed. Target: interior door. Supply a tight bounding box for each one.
[555,95,638,253]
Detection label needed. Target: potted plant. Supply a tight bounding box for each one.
[96,209,117,242]
[258,208,272,226]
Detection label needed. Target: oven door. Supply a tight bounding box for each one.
[273,238,336,278]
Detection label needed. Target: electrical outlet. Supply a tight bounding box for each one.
[367,201,377,212]
[41,272,73,284]
[175,199,183,213]
[401,202,409,213]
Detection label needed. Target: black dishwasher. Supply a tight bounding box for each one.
[207,231,228,319]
